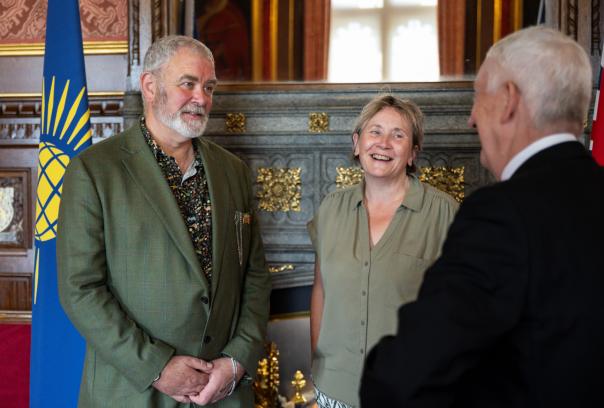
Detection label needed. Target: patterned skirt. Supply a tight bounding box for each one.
[314,386,354,408]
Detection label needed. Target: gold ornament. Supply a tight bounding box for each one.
[418,166,465,203]
[290,370,307,404]
[254,342,281,408]
[256,168,301,212]
[336,166,364,189]
[308,112,329,133]
[225,112,246,133]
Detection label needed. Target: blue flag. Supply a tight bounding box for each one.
[30,0,90,405]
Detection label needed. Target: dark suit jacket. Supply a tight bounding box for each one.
[360,141,604,408]
[57,125,271,407]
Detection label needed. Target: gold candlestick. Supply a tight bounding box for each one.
[254,342,281,408]
[290,370,307,404]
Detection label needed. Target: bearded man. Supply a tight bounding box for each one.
[57,36,271,407]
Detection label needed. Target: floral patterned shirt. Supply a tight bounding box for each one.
[140,117,213,283]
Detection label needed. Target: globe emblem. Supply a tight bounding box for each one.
[35,141,70,241]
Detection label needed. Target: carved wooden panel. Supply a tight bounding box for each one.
[0,272,31,310]
[0,95,124,142]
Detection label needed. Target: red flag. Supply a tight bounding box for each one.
[591,52,604,165]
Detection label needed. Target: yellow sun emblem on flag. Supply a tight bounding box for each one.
[35,141,70,241]
[34,75,91,303]
[34,76,90,242]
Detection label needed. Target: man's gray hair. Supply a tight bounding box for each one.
[143,35,214,75]
[485,26,592,130]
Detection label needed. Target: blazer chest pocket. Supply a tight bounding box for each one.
[234,210,252,268]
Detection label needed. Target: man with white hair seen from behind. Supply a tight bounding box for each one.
[360,26,604,407]
[58,35,270,407]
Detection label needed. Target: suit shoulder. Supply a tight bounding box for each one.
[75,127,133,163]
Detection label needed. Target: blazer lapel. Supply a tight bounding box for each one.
[119,127,206,287]
[197,138,233,295]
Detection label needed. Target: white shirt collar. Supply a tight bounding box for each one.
[500,133,578,181]
[181,158,198,183]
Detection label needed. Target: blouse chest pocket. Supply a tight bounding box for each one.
[387,253,433,306]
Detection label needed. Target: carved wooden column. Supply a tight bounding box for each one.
[544,0,603,81]
[126,0,174,129]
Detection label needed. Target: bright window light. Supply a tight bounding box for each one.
[329,20,382,82]
[332,0,384,9]
[389,19,439,81]
[328,0,439,82]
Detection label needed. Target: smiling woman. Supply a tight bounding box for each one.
[308,94,459,407]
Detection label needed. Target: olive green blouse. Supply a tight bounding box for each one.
[308,175,458,407]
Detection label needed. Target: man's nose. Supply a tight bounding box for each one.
[468,115,476,129]
[191,87,210,107]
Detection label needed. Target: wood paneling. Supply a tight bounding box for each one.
[0,273,31,311]
[0,146,36,312]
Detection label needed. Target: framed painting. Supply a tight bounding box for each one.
[172,0,304,81]
[0,169,31,255]
[195,0,253,81]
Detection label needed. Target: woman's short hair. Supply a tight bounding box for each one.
[352,94,424,174]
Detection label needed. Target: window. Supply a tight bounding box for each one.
[329,0,438,82]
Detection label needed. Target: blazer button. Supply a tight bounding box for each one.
[204,335,212,344]
[201,296,209,304]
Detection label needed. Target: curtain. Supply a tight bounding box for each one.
[438,0,466,77]
[304,0,330,80]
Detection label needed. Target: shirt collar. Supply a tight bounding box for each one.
[352,174,423,212]
[140,116,200,183]
[500,133,578,181]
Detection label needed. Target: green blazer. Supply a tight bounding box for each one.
[57,124,271,407]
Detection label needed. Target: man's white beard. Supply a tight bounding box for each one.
[153,88,208,139]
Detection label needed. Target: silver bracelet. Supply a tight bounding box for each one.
[226,357,238,396]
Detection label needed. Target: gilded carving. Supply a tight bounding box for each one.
[225,112,246,133]
[334,166,464,202]
[336,166,364,189]
[419,166,465,203]
[254,342,280,408]
[256,167,301,212]
[308,112,329,133]
[290,370,307,404]
[268,264,294,273]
